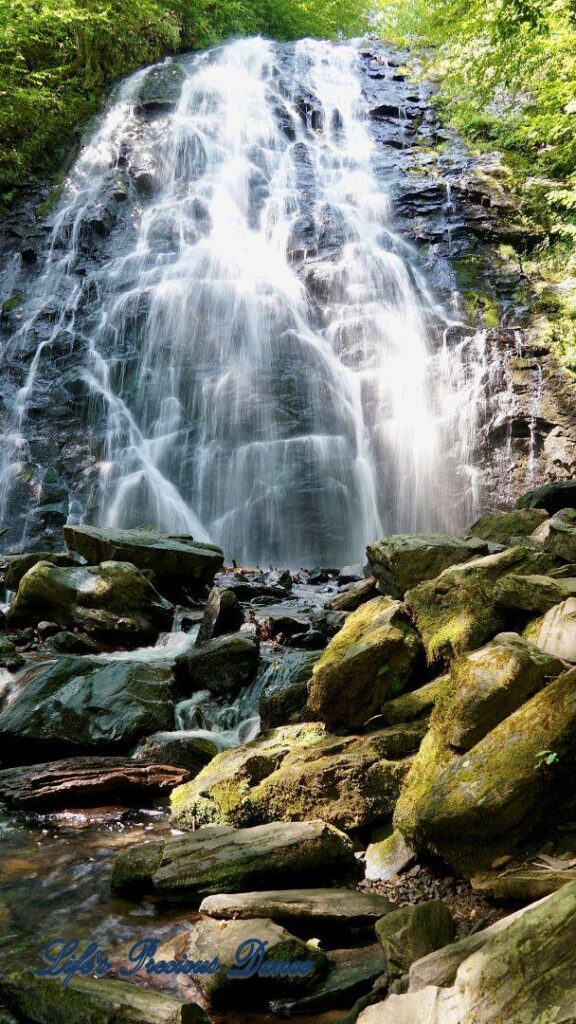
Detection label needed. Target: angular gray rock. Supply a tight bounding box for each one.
[161,916,327,1007]
[360,880,576,1023]
[517,478,576,514]
[272,945,387,1016]
[526,596,576,661]
[195,586,243,645]
[132,732,217,774]
[365,829,417,882]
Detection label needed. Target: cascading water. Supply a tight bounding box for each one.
[0,37,497,566]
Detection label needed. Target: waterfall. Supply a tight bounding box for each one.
[0,37,492,566]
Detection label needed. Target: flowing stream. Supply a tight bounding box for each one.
[0,37,495,566]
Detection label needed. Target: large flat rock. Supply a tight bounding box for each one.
[199,888,394,925]
[0,756,189,810]
[63,525,224,587]
[111,820,356,898]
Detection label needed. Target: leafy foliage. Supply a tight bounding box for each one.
[0,0,371,204]
[379,0,576,367]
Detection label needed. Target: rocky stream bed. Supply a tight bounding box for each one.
[1,482,576,1022]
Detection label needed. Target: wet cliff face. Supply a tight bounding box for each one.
[0,38,574,562]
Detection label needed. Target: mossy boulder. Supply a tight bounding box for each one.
[467,507,548,544]
[0,972,208,1023]
[524,596,576,661]
[63,524,223,588]
[366,534,487,597]
[438,632,565,751]
[0,656,176,761]
[405,545,556,667]
[170,721,423,832]
[399,667,576,873]
[7,560,172,645]
[2,550,78,590]
[306,597,423,732]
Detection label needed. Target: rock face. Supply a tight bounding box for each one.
[63,524,224,587]
[199,888,394,926]
[306,597,423,731]
[375,900,455,978]
[398,667,576,872]
[526,597,576,661]
[406,545,556,666]
[467,507,548,543]
[170,721,421,831]
[195,586,243,645]
[164,917,327,1007]
[7,560,173,644]
[360,881,576,1024]
[174,633,259,697]
[440,632,564,751]
[366,535,487,597]
[0,657,176,761]
[0,757,189,810]
[0,972,208,1024]
[111,820,356,897]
